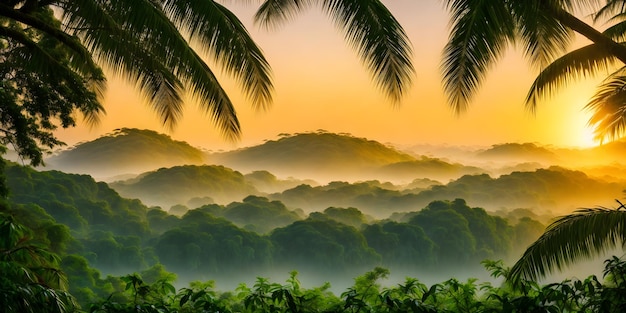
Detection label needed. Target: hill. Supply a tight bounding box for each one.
[474,143,560,164]
[377,156,484,182]
[210,131,418,182]
[109,165,259,208]
[45,128,207,180]
[270,166,624,218]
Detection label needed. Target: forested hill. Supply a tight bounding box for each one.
[2,162,547,300]
[211,131,441,182]
[45,128,207,180]
[475,143,560,164]
[109,165,259,208]
[270,166,625,217]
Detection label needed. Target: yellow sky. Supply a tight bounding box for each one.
[55,1,606,151]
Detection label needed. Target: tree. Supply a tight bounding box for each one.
[441,0,626,141]
[0,213,77,312]
[0,0,273,165]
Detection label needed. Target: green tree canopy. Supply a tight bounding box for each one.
[0,213,77,312]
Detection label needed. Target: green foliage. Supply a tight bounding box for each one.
[0,214,77,312]
[270,216,380,275]
[154,209,273,280]
[363,221,436,268]
[0,6,104,166]
[410,199,511,265]
[321,207,368,228]
[272,166,621,217]
[6,163,150,238]
[221,195,302,233]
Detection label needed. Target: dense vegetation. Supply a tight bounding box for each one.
[4,161,626,312]
[4,210,626,312]
[270,166,623,217]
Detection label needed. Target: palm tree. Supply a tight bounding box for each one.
[254,0,414,103]
[442,0,626,141]
[0,0,273,165]
[441,0,626,283]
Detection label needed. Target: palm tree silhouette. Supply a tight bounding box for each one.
[441,0,626,283]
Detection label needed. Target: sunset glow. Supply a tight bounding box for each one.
[55,1,609,151]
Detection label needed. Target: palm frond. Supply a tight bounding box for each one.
[164,0,274,110]
[61,0,240,137]
[585,70,626,142]
[602,20,626,42]
[510,1,574,69]
[525,43,617,113]
[509,204,626,286]
[593,0,626,23]
[321,0,414,102]
[557,0,606,12]
[0,2,99,74]
[441,0,515,113]
[254,0,314,29]
[255,0,413,102]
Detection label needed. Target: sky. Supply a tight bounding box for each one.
[55,1,607,151]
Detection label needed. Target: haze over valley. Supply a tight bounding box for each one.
[7,127,619,295]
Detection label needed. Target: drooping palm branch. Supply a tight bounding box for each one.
[441,0,515,113]
[441,0,584,114]
[255,0,414,103]
[525,43,618,113]
[1,0,275,144]
[585,71,626,142]
[509,201,626,286]
[59,0,275,139]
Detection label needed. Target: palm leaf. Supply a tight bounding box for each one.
[255,0,414,102]
[62,0,241,138]
[602,20,626,42]
[510,1,573,69]
[593,0,626,23]
[441,0,515,113]
[321,0,414,102]
[525,43,617,112]
[164,0,274,110]
[509,203,626,285]
[585,71,626,142]
[255,0,313,28]
[60,0,185,130]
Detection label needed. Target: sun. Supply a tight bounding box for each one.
[568,105,599,148]
[577,125,598,148]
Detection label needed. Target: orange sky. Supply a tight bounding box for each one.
[55,1,607,151]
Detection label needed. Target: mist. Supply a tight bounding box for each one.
[14,128,625,302]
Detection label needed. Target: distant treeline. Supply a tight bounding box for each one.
[1,163,553,307]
